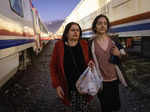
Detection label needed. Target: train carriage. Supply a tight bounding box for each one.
[57,0,150,57]
[79,0,150,57]
[0,0,50,87]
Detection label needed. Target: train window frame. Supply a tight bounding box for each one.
[9,0,24,17]
[111,0,129,8]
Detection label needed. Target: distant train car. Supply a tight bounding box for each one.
[38,17,51,45]
[0,0,50,87]
[32,7,51,50]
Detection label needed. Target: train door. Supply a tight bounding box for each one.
[141,37,150,58]
[31,8,42,53]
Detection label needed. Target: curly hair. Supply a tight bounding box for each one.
[62,22,82,42]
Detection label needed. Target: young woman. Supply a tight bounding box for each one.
[90,14,128,112]
[50,22,93,112]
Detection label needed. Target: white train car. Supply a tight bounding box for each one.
[79,0,150,57]
[0,0,49,87]
[38,17,51,45]
[32,7,51,49]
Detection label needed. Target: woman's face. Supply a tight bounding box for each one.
[95,17,108,34]
[67,24,80,40]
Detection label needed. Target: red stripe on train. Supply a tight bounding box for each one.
[0,29,34,37]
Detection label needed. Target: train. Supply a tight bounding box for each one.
[80,0,150,57]
[57,0,150,57]
[0,0,51,87]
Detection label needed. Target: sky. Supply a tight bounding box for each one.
[32,0,81,22]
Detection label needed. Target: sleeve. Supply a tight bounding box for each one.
[115,41,124,49]
[113,40,127,56]
[49,43,60,88]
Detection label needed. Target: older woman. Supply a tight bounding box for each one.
[50,22,93,112]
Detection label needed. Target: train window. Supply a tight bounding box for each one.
[9,0,24,17]
[111,0,129,8]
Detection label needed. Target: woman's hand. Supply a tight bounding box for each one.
[56,86,64,99]
[111,46,121,57]
[88,60,95,70]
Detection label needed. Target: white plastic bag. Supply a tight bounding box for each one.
[76,66,103,96]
